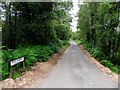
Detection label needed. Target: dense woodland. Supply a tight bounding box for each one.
[0,1,120,80]
[0,2,73,80]
[75,2,120,73]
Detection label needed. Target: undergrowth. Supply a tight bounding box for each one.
[75,39,120,74]
[1,40,69,80]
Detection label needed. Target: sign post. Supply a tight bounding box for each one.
[8,60,12,78]
[8,57,25,78]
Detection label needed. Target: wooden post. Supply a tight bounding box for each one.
[8,60,12,78]
[22,61,25,69]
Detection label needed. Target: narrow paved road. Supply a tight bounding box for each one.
[31,41,118,88]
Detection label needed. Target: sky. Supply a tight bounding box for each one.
[70,0,79,32]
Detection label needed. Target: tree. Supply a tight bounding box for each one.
[77,2,120,65]
[2,2,73,48]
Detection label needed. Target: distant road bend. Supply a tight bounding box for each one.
[31,40,118,88]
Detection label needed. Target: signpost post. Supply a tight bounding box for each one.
[8,57,25,78]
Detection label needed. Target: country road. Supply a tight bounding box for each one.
[31,40,118,88]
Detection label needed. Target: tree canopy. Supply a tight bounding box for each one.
[77,2,120,65]
[1,2,73,48]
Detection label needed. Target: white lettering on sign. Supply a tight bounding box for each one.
[10,57,24,66]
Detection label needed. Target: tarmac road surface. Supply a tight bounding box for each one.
[31,40,118,88]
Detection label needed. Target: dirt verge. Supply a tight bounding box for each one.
[1,48,66,88]
[79,45,118,82]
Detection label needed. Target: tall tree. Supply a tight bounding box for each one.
[77,2,120,64]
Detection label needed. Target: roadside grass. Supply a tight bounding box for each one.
[75,39,120,74]
[75,39,82,45]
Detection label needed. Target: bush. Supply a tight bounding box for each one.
[1,39,69,80]
[83,41,120,74]
[101,60,120,74]
[1,45,61,80]
[84,43,92,52]
[50,43,61,53]
[13,72,20,80]
[113,49,120,65]
[91,48,107,61]
[101,60,114,68]
[83,42,108,61]
[75,39,82,45]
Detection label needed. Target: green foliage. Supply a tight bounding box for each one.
[55,24,71,41]
[83,41,120,74]
[0,21,3,27]
[62,40,69,46]
[84,42,107,60]
[91,48,107,60]
[101,60,114,68]
[101,60,120,74]
[2,61,9,80]
[12,72,20,80]
[75,39,82,45]
[1,2,72,80]
[91,48,102,59]
[77,2,120,74]
[1,44,63,80]
[2,2,72,48]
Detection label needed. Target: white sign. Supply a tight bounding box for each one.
[10,57,24,66]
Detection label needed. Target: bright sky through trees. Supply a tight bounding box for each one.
[70,0,79,32]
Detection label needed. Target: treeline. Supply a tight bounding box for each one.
[76,2,120,73]
[2,2,72,48]
[0,2,72,79]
